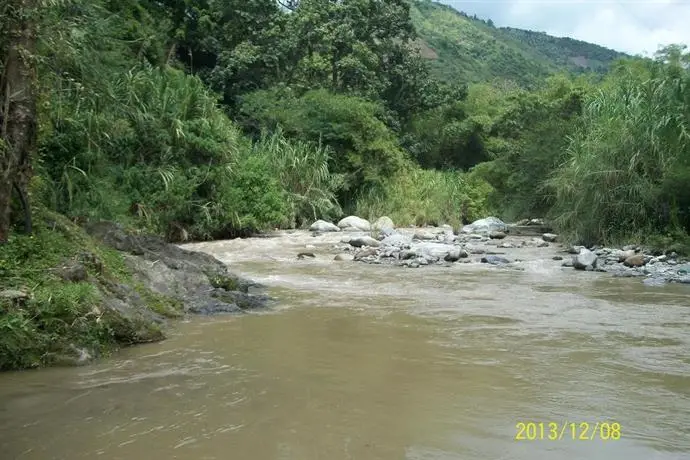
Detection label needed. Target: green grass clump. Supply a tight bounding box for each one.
[0,211,173,371]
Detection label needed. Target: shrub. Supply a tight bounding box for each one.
[355,166,494,228]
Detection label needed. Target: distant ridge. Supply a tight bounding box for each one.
[410,0,628,86]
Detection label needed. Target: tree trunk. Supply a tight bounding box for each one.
[0,180,11,243]
[0,0,38,243]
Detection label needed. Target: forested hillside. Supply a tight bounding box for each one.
[410,0,627,85]
[1,0,689,369]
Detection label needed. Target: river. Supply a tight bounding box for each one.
[1,230,690,459]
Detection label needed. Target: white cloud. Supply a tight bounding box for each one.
[439,0,690,55]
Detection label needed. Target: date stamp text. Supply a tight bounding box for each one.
[515,421,621,441]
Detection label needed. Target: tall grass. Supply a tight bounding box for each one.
[355,167,493,228]
[547,50,690,245]
[250,128,343,228]
[39,60,344,239]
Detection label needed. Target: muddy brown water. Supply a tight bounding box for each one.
[2,230,690,460]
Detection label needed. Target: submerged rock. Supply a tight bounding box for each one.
[481,255,511,265]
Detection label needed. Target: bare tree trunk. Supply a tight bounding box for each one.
[0,0,38,243]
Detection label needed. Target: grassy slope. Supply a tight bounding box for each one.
[410,0,627,86]
[0,207,180,371]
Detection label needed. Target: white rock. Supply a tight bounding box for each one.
[461,217,507,234]
[372,216,395,231]
[542,233,558,242]
[337,216,371,232]
[309,220,340,232]
[573,248,598,270]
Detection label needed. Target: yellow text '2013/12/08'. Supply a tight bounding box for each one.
[515,422,621,441]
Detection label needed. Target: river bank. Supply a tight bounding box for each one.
[0,215,272,371]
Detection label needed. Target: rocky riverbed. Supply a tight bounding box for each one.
[310,216,690,286]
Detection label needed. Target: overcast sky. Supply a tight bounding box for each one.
[439,0,690,56]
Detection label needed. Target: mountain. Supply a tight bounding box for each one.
[410,0,628,86]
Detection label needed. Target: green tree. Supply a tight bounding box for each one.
[240,87,408,206]
[473,74,590,220]
[0,0,47,242]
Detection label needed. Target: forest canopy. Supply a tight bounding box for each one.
[0,0,688,249]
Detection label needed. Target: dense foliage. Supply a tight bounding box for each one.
[0,0,686,253]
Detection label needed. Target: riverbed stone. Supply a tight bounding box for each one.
[309,219,340,232]
[481,255,511,265]
[398,250,417,260]
[380,234,412,248]
[413,229,436,240]
[337,216,371,232]
[542,233,558,242]
[372,216,395,231]
[334,254,354,261]
[413,242,456,260]
[444,248,468,262]
[461,217,507,235]
[465,244,486,255]
[354,248,378,260]
[348,236,380,248]
[623,254,647,267]
[573,248,598,270]
[489,231,507,239]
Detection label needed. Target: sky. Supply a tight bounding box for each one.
[439,0,690,56]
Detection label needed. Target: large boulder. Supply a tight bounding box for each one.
[309,219,340,232]
[337,215,371,232]
[461,217,507,235]
[573,248,598,270]
[411,242,456,261]
[372,216,395,231]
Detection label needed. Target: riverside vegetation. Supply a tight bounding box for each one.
[1,0,689,371]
